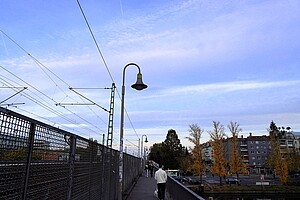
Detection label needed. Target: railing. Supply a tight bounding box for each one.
[166,176,205,200]
[0,107,142,200]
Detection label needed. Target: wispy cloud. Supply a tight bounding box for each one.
[156,80,300,97]
[1,0,300,147]
[101,0,300,73]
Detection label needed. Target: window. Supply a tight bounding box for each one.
[251,151,254,154]
[256,141,259,144]
[252,157,256,160]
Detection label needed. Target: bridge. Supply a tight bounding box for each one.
[0,107,203,200]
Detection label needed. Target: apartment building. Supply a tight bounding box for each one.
[203,131,300,175]
[246,133,271,174]
[279,131,300,155]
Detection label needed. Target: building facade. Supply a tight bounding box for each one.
[202,131,300,175]
[246,134,271,174]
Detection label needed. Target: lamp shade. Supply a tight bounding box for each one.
[131,73,148,91]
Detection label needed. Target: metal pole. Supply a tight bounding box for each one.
[141,137,144,160]
[67,135,76,200]
[23,122,36,200]
[102,134,105,146]
[119,84,125,200]
[119,63,146,200]
[138,138,140,157]
[144,146,148,160]
[140,135,147,160]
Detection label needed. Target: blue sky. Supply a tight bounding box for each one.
[1,0,300,155]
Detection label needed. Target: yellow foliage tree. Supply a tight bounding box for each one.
[228,122,247,179]
[186,124,205,182]
[269,121,288,185]
[209,121,227,185]
[276,159,288,184]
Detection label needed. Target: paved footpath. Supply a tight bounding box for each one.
[126,174,158,200]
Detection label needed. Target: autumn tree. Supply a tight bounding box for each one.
[186,124,206,182]
[208,121,227,185]
[268,121,288,184]
[228,121,247,179]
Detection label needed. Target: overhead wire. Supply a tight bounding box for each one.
[0,30,110,137]
[0,74,93,137]
[76,0,142,142]
[125,139,138,148]
[13,106,91,138]
[0,66,106,135]
[2,1,143,147]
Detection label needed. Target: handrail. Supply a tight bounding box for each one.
[166,176,205,200]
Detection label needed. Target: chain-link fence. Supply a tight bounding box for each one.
[0,107,142,200]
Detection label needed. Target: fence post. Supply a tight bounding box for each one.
[22,122,36,200]
[67,135,76,200]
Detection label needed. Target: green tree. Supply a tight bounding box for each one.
[177,147,191,174]
[162,129,185,169]
[186,124,205,182]
[149,143,164,164]
[208,121,227,186]
[149,129,185,169]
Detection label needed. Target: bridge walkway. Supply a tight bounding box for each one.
[126,172,162,200]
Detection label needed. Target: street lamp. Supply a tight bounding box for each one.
[138,138,140,158]
[141,134,148,160]
[144,146,149,160]
[119,63,147,200]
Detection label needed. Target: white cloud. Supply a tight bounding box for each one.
[1,0,300,148]
[151,80,300,98]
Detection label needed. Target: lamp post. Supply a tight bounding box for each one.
[119,63,147,200]
[144,146,148,160]
[141,134,148,160]
[138,138,140,158]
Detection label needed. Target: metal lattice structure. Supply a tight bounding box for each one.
[0,107,141,200]
[107,83,116,148]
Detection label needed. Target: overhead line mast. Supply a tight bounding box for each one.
[107,83,116,148]
[56,84,116,147]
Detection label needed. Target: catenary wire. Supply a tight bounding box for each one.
[0,66,106,135]
[0,30,113,137]
[1,29,108,129]
[76,0,141,140]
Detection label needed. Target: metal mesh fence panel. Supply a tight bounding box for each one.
[0,107,142,200]
[0,112,30,200]
[123,154,142,196]
[25,125,69,200]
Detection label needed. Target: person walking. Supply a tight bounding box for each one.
[154,164,167,200]
[149,161,154,177]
